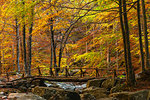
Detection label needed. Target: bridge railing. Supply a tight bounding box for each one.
[4,66,126,81]
[34,66,126,78]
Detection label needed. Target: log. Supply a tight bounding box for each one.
[30,77,96,83]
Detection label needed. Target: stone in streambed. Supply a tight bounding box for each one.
[110,89,149,100]
[86,79,106,88]
[32,86,81,100]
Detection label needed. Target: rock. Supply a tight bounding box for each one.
[110,83,126,93]
[101,78,123,90]
[8,93,45,100]
[8,93,26,99]
[2,96,7,99]
[32,86,81,100]
[13,80,27,88]
[18,86,28,92]
[0,85,5,88]
[101,79,115,90]
[6,82,13,85]
[138,70,150,81]
[82,87,108,99]
[31,80,47,87]
[98,97,113,100]
[31,85,35,88]
[0,92,4,95]
[80,93,96,100]
[110,89,149,100]
[0,92,5,98]
[86,79,106,88]
[17,93,46,100]
[0,77,6,82]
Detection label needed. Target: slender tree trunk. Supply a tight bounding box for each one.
[48,0,54,76]
[141,0,149,69]
[119,0,128,76]
[50,41,53,76]
[58,35,63,70]
[12,43,15,71]
[123,0,135,85]
[15,18,20,73]
[50,18,57,76]
[28,0,34,76]
[28,19,33,76]
[137,0,145,72]
[20,36,23,66]
[0,43,2,75]
[107,46,110,68]
[22,0,27,75]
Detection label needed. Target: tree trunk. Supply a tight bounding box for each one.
[141,0,149,69]
[123,0,135,85]
[28,0,34,76]
[15,18,20,73]
[0,43,2,75]
[107,46,110,68]
[50,18,57,76]
[58,35,63,71]
[50,41,53,76]
[119,0,128,76]
[137,0,145,72]
[22,0,27,75]
[12,43,15,71]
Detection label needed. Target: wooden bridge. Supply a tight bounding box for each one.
[4,66,126,82]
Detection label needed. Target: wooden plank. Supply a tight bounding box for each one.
[30,77,96,82]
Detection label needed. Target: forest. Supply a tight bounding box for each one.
[0,0,150,100]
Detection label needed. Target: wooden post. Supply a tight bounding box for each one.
[113,69,117,86]
[80,68,83,78]
[6,73,9,81]
[50,68,54,77]
[65,66,68,77]
[96,68,99,77]
[21,73,24,78]
[38,66,42,76]
[113,69,117,79]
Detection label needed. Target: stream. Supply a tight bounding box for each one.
[45,82,87,91]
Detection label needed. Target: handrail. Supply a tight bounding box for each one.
[3,66,125,82]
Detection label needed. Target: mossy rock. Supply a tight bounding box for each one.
[32,86,81,100]
[80,93,96,100]
[110,83,126,93]
[86,78,106,88]
[101,79,115,90]
[82,87,108,99]
[110,89,149,100]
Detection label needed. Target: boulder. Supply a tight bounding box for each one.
[8,93,45,100]
[110,89,149,100]
[101,79,115,90]
[98,97,113,100]
[8,93,26,99]
[31,79,47,87]
[0,92,5,99]
[32,86,81,100]
[17,93,46,100]
[82,87,108,99]
[101,78,124,90]
[86,79,106,88]
[110,83,126,93]
[80,93,96,100]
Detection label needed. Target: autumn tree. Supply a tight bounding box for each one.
[141,0,149,69]
[137,0,145,72]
